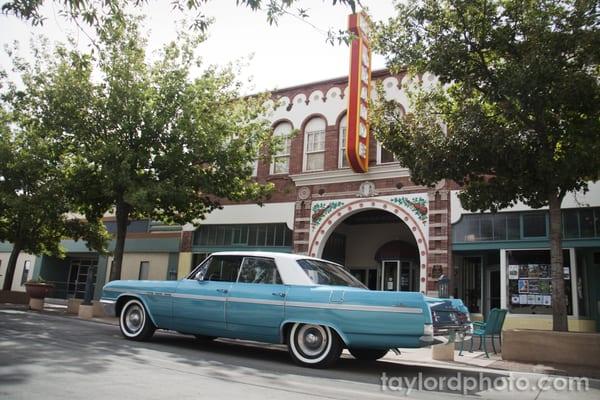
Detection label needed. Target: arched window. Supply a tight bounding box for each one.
[271,122,292,174]
[338,114,349,168]
[303,117,326,171]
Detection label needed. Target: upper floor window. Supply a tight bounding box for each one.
[452,208,600,243]
[377,142,397,164]
[251,158,258,177]
[377,104,404,165]
[338,115,349,168]
[303,118,326,172]
[193,223,293,248]
[271,122,292,174]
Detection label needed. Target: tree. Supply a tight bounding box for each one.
[372,0,600,331]
[0,106,108,291]
[1,0,359,33]
[1,13,278,281]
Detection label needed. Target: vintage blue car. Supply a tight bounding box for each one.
[100,251,471,367]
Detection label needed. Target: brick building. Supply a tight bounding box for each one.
[2,69,599,332]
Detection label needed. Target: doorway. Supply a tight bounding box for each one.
[485,266,501,315]
[67,257,98,299]
[381,260,418,291]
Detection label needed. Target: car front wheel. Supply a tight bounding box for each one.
[349,348,389,361]
[288,323,342,368]
[119,298,155,341]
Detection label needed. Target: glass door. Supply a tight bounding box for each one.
[67,258,98,299]
[381,261,399,291]
[381,260,418,291]
[399,261,418,291]
[485,266,501,316]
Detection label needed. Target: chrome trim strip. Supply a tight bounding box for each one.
[171,293,226,302]
[227,297,285,306]
[285,301,423,314]
[99,299,116,304]
[104,290,423,314]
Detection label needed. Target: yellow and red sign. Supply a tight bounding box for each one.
[345,11,372,173]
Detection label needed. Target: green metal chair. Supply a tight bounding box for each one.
[459,308,507,358]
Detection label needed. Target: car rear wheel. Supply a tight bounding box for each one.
[288,323,342,368]
[119,298,155,341]
[349,348,389,361]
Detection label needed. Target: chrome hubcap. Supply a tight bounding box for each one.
[125,304,143,333]
[298,325,327,357]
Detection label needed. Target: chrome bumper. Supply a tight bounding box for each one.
[100,299,116,317]
[420,323,473,346]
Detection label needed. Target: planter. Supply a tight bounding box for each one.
[24,282,54,300]
[503,329,600,369]
[67,298,83,314]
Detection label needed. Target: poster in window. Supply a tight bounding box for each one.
[518,279,529,293]
[539,264,551,278]
[519,265,529,278]
[535,295,544,305]
[563,267,571,280]
[519,294,528,304]
[528,279,540,293]
[527,294,536,304]
[528,264,541,278]
[508,265,519,280]
[511,295,520,304]
[543,295,552,306]
[539,280,551,294]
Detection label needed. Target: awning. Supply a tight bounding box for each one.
[183,202,296,231]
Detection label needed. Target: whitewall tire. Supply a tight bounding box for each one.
[119,298,155,341]
[288,323,343,368]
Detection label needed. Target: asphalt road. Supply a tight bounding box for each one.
[0,309,598,400]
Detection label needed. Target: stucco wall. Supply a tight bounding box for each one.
[336,221,416,269]
[0,252,36,292]
[105,253,170,282]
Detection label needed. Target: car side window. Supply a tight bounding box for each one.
[200,256,243,282]
[237,257,282,285]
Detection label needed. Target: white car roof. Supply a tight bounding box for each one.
[208,251,337,286]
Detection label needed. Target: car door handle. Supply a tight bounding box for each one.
[272,292,286,298]
[217,288,228,294]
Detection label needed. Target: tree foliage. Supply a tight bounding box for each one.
[372,0,600,331]
[2,12,277,281]
[0,91,109,291]
[1,0,359,32]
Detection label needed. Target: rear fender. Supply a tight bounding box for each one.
[279,319,350,347]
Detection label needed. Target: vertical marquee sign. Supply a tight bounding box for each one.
[345,11,372,173]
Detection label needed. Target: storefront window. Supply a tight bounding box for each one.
[522,213,547,238]
[563,209,579,238]
[580,209,595,237]
[507,249,572,315]
[194,224,293,248]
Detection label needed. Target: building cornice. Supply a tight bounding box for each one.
[289,164,410,186]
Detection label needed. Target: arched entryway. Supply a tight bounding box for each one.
[308,197,428,293]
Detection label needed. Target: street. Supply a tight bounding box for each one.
[0,309,598,400]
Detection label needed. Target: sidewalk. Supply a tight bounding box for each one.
[3,301,598,380]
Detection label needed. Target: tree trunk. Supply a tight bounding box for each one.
[109,201,130,282]
[2,243,22,291]
[548,194,568,331]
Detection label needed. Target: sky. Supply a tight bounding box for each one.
[0,0,398,94]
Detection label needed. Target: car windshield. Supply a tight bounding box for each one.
[296,259,366,288]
